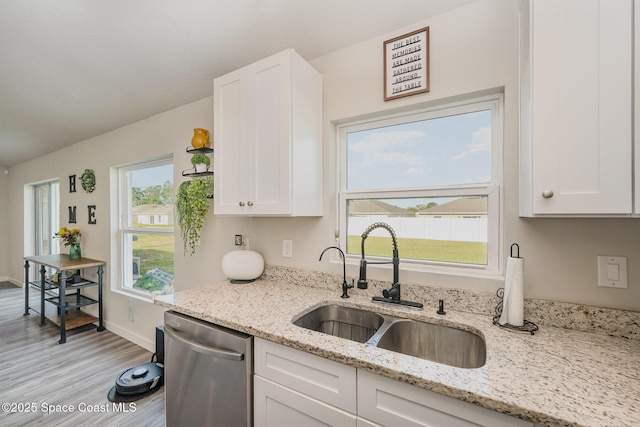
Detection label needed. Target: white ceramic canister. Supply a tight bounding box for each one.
[221,250,265,283]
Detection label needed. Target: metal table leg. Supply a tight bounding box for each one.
[59,270,67,344]
[39,265,46,326]
[23,260,30,316]
[97,265,105,332]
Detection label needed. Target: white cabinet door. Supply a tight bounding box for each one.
[520,0,633,216]
[213,49,322,216]
[249,51,292,215]
[357,370,532,427]
[254,376,357,427]
[213,70,248,214]
[254,338,357,413]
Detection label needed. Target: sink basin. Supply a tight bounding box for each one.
[376,319,486,368]
[293,304,486,368]
[293,305,385,343]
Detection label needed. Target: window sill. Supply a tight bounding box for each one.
[111,286,154,303]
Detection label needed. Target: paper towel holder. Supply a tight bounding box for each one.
[510,243,520,258]
[492,288,538,335]
[492,242,538,335]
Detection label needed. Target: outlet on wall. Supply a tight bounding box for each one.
[282,240,293,258]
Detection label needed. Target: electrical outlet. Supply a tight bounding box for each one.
[282,240,293,258]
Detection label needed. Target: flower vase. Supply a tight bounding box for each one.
[69,243,82,260]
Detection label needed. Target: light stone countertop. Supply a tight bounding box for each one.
[155,278,640,427]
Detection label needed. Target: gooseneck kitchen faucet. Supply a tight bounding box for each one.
[358,222,423,309]
[319,246,354,298]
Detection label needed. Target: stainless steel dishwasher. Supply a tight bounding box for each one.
[164,310,253,427]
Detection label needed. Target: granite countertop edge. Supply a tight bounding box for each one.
[155,279,640,427]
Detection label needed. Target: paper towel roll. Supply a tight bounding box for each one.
[499,256,524,326]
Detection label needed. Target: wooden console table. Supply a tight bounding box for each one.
[23,254,105,344]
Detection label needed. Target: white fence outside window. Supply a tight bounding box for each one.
[348,216,487,243]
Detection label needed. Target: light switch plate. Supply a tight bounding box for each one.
[597,256,628,288]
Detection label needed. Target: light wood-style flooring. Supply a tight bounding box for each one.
[0,282,165,426]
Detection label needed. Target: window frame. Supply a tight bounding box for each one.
[114,156,174,301]
[337,94,503,275]
[33,180,60,256]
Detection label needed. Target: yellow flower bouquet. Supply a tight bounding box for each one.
[54,226,81,246]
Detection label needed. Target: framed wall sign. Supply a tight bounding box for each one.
[384,27,430,101]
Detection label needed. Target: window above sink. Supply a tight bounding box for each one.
[337,93,503,273]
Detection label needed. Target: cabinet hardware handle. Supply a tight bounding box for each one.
[247,201,254,206]
[239,201,245,207]
[542,190,554,199]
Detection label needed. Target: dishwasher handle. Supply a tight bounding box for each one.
[164,324,245,361]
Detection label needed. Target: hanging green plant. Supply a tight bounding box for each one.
[190,153,211,166]
[80,169,96,193]
[176,177,213,255]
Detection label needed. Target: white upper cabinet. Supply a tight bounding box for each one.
[213,49,323,216]
[520,0,633,216]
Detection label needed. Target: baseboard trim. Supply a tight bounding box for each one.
[104,320,155,353]
[6,276,23,287]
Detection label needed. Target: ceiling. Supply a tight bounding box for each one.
[0,0,476,168]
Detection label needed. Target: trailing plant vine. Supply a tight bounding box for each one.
[176,177,213,255]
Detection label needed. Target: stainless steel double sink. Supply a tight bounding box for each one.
[293,304,486,369]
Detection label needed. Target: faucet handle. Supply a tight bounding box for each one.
[341,279,354,299]
[382,283,400,301]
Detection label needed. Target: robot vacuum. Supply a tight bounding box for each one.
[107,362,164,403]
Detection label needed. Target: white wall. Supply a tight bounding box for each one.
[7,97,252,350]
[5,0,640,350]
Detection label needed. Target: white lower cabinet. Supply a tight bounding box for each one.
[254,338,356,412]
[254,338,357,427]
[358,370,532,427]
[254,338,533,427]
[254,376,357,427]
